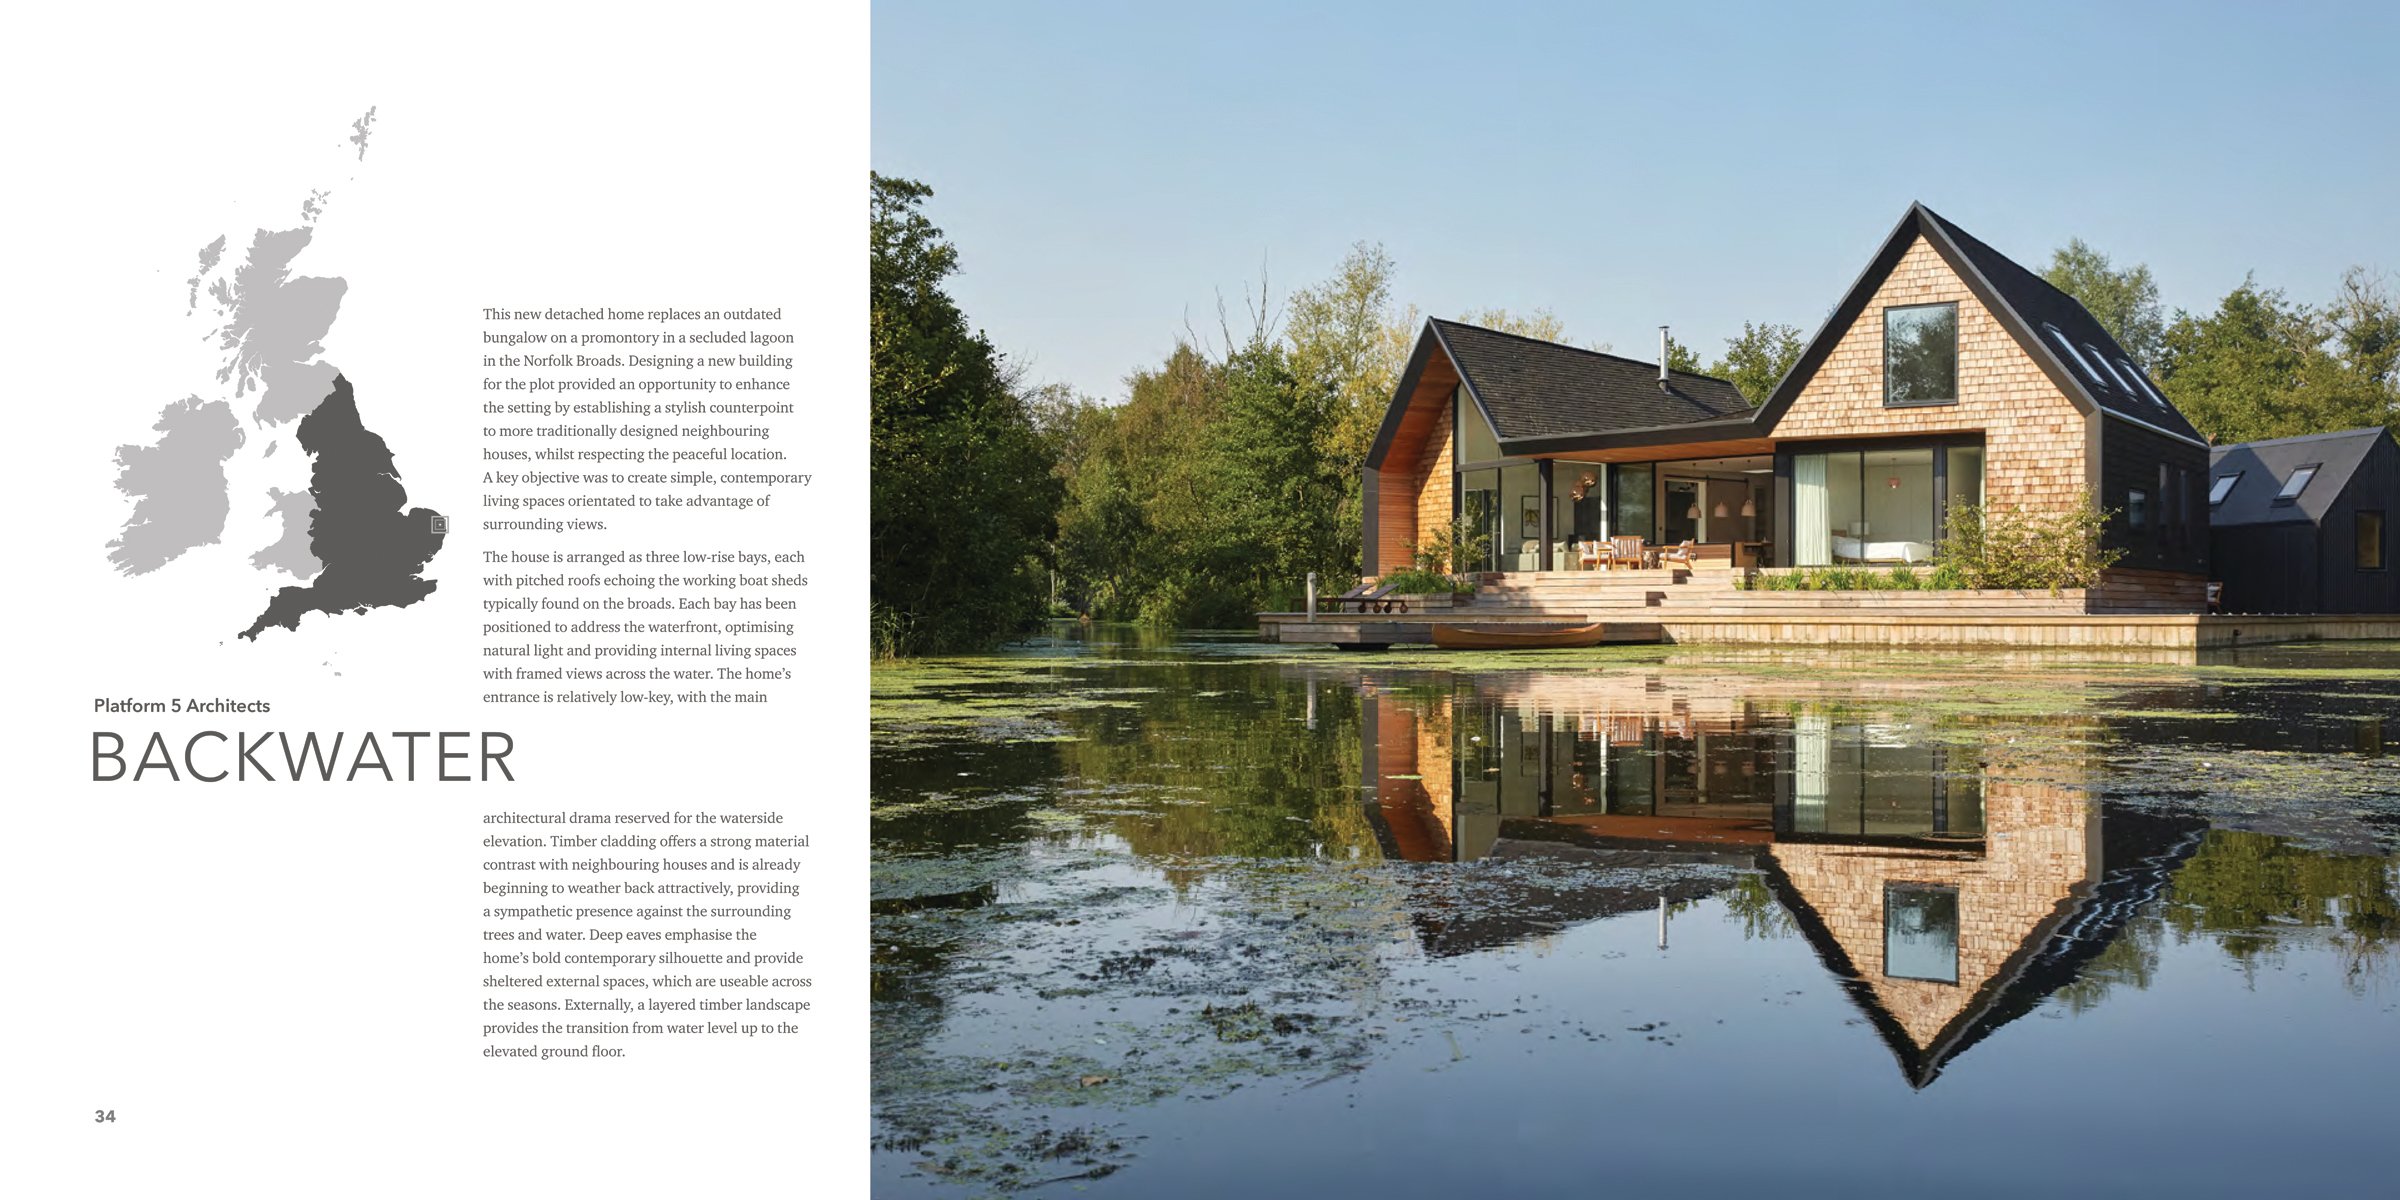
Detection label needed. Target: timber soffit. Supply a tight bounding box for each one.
[1364,317,1755,468]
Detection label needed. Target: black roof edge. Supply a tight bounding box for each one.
[1752,202,2210,452]
[2209,425,2393,453]
[1427,315,1747,388]
[1428,320,1512,457]
[1749,204,1933,431]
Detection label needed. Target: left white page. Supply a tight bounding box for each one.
[1,6,868,1194]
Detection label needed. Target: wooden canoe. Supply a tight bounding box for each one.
[1430,622,1612,650]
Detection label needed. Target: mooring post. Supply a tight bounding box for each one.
[1658,895,1669,950]
[1306,572,1317,622]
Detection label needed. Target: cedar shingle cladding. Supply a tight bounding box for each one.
[1768,234,2092,514]
[1768,775,2096,1060]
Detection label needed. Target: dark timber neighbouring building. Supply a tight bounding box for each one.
[2207,427,2399,614]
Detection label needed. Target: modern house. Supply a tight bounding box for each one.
[1362,203,2211,607]
[1360,674,2207,1088]
[2207,427,2398,614]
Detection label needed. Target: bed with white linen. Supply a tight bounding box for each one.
[1832,534,1934,564]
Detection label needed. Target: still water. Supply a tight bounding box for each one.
[873,630,2399,1197]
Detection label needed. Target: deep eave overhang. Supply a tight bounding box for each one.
[1499,415,1764,458]
[1365,319,1506,472]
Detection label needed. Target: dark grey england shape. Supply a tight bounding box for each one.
[240,375,444,640]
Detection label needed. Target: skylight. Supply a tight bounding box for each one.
[2120,360,2171,410]
[2209,473,2241,506]
[2041,324,2108,388]
[2276,464,2321,501]
[2092,346,2135,392]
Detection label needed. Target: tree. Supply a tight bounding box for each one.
[2043,237,2165,367]
[1287,243,1413,581]
[870,174,1060,656]
[1663,332,1705,375]
[1710,321,1804,405]
[1455,306,1568,343]
[2156,276,2396,443]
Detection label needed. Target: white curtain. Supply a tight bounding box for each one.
[1793,454,1831,566]
[1791,715,1830,832]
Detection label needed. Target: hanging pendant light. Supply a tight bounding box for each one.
[1685,502,1700,519]
[1712,502,1729,518]
[1740,497,1756,518]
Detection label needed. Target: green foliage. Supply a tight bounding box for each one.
[1456,306,1569,343]
[1289,243,1415,568]
[1372,568,1458,595]
[1739,513,2116,594]
[1663,332,1705,375]
[1411,514,1491,577]
[871,174,1061,656]
[1049,335,1349,628]
[2043,237,2166,366]
[2165,829,2399,978]
[2158,273,2400,443]
[1935,491,2124,593]
[1710,321,1805,404]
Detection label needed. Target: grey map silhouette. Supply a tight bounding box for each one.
[240,375,445,640]
[105,109,439,642]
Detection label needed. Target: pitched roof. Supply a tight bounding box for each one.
[1755,203,2209,448]
[1918,206,2207,443]
[1428,317,1754,444]
[2207,426,2395,526]
[1766,806,2206,1090]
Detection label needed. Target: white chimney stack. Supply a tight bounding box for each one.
[1658,325,1670,390]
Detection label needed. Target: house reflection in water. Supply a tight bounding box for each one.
[1360,673,2205,1088]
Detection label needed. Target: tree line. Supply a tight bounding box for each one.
[873,173,2398,651]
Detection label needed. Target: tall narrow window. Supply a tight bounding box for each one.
[1456,386,1499,464]
[1884,303,1959,406]
[2361,511,2387,570]
[2127,489,2148,531]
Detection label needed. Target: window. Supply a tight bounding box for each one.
[1884,303,1958,406]
[2127,489,2147,531]
[1456,386,1500,464]
[2042,324,2108,389]
[2093,347,2136,394]
[2362,511,2387,570]
[1613,464,1655,542]
[2120,359,2170,410]
[1885,883,1960,984]
[1790,441,1973,567]
[2276,464,2321,502]
[2210,472,2242,506]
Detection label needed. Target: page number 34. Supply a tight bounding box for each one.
[94,1109,116,1124]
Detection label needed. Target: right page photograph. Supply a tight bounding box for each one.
[869,2,2400,1195]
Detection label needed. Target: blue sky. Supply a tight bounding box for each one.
[873,1,2399,398]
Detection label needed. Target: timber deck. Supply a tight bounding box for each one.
[1259,568,2400,653]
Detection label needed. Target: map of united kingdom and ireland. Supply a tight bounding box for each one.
[102,108,446,641]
